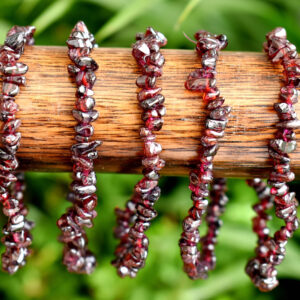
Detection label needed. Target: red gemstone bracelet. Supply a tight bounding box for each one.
[112,27,167,278]
[56,21,101,274]
[0,25,35,274]
[245,27,299,292]
[179,30,230,279]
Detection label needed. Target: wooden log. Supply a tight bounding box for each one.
[6,46,300,178]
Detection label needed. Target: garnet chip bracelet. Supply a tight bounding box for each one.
[179,30,231,280]
[245,27,299,292]
[112,27,167,278]
[0,25,36,274]
[56,21,102,274]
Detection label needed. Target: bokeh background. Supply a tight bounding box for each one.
[0,0,300,299]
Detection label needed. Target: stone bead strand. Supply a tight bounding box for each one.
[112,27,167,278]
[199,178,228,271]
[245,27,299,292]
[179,30,230,280]
[0,25,35,274]
[56,21,101,274]
[247,179,274,245]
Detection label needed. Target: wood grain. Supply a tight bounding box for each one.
[7,46,300,178]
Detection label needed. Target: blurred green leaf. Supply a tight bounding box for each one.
[0,19,11,42]
[95,0,163,42]
[83,0,129,10]
[175,0,203,29]
[32,0,75,35]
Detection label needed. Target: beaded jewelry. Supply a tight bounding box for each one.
[0,25,35,274]
[245,27,299,292]
[179,30,230,279]
[56,21,101,274]
[112,27,167,278]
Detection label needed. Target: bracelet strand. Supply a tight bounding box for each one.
[112,27,167,278]
[245,27,299,292]
[179,30,230,279]
[56,21,101,274]
[0,25,35,274]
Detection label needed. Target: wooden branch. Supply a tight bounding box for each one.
[8,46,300,178]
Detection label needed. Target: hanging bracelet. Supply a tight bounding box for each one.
[112,27,167,278]
[56,21,101,274]
[245,27,299,292]
[179,30,230,279]
[0,25,35,274]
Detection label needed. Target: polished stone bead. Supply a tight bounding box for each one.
[0,100,19,114]
[3,62,28,76]
[200,136,218,147]
[145,117,163,131]
[269,171,295,183]
[288,77,300,88]
[71,140,102,156]
[143,64,162,77]
[269,139,297,154]
[274,103,295,120]
[205,129,224,138]
[206,97,225,110]
[206,118,227,131]
[0,148,13,160]
[149,52,165,67]
[76,97,95,112]
[72,183,96,195]
[135,178,158,194]
[68,64,80,75]
[2,132,21,146]
[198,37,220,51]
[75,135,89,143]
[203,144,219,157]
[138,87,161,101]
[5,33,25,52]
[136,75,156,88]
[142,107,165,121]
[201,51,217,69]
[144,141,162,156]
[216,34,228,50]
[70,30,90,40]
[279,87,298,104]
[203,88,220,101]
[75,57,98,71]
[76,70,96,88]
[136,204,157,221]
[76,85,94,97]
[267,27,287,40]
[145,27,167,47]
[3,75,26,86]
[276,119,300,129]
[142,155,165,170]
[67,38,93,49]
[274,192,296,206]
[72,109,99,123]
[140,94,165,109]
[182,216,201,232]
[210,106,231,120]
[81,196,97,212]
[132,41,150,65]
[75,124,94,137]
[2,82,19,96]
[142,168,159,180]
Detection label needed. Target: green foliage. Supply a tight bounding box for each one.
[0,0,299,299]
